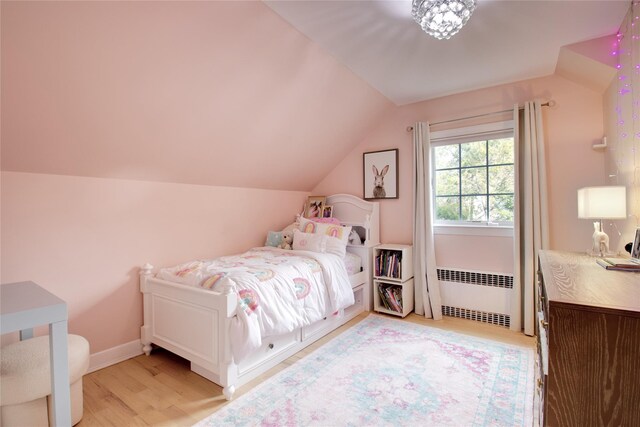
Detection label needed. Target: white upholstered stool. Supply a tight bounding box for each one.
[0,334,90,427]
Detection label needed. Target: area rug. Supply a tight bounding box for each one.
[195,315,534,427]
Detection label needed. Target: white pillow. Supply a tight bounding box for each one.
[292,228,348,258]
[293,229,326,253]
[298,216,351,245]
[324,235,347,258]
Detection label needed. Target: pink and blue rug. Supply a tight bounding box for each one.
[196,315,534,427]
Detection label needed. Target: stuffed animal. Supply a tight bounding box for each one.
[278,230,293,250]
[348,229,362,245]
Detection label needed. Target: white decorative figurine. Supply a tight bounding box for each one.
[591,221,610,257]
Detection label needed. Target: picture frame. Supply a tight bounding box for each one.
[631,227,640,260]
[322,205,333,218]
[363,149,398,200]
[304,196,326,219]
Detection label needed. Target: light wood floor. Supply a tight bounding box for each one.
[78,313,534,426]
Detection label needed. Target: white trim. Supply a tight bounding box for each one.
[88,339,143,373]
[434,224,514,237]
[430,120,514,146]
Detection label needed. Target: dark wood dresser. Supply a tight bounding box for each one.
[536,250,640,426]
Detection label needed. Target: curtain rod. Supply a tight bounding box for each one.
[405,100,555,132]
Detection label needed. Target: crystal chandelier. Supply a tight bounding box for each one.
[412,0,476,40]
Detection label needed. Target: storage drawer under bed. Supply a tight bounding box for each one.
[344,284,364,320]
[349,270,367,288]
[237,329,301,375]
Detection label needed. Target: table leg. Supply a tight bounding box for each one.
[49,320,71,427]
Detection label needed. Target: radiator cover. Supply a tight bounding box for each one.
[441,305,511,328]
[437,267,513,328]
[437,268,513,289]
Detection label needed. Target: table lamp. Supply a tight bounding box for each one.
[578,186,627,256]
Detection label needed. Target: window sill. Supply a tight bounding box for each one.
[433,224,514,237]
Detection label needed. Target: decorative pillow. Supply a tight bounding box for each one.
[265,231,283,247]
[281,222,297,233]
[309,217,342,225]
[298,216,352,245]
[324,235,347,258]
[292,229,326,253]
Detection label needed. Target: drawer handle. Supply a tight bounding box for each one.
[268,343,274,350]
[540,319,548,329]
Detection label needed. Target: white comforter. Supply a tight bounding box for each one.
[156,247,354,362]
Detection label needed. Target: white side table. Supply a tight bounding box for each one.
[1,281,71,426]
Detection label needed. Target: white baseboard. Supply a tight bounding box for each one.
[88,339,143,373]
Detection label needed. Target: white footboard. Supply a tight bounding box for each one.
[140,264,367,400]
[139,264,239,399]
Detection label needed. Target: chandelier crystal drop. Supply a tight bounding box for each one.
[412,0,476,40]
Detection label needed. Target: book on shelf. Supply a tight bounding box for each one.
[596,257,640,272]
[375,250,402,279]
[377,283,403,313]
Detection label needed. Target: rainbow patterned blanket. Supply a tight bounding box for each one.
[156,247,353,362]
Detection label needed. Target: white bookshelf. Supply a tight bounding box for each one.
[373,244,414,318]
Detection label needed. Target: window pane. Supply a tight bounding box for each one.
[435,197,460,221]
[488,165,514,194]
[434,145,459,169]
[461,195,487,221]
[431,133,514,226]
[461,140,486,167]
[488,138,514,165]
[461,167,487,195]
[489,195,514,222]
[435,170,459,195]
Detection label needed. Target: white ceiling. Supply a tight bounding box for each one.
[265,0,630,105]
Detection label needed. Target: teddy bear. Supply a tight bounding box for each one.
[278,230,293,250]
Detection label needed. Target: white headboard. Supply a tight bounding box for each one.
[326,194,380,247]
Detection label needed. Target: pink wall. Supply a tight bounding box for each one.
[1,1,392,192]
[314,74,606,269]
[1,172,307,353]
[0,1,392,357]
[603,6,640,254]
[0,1,610,359]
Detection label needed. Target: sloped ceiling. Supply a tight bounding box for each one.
[1,1,393,191]
[556,36,618,94]
[265,0,629,105]
[2,1,629,192]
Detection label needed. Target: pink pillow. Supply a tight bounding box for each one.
[309,217,341,225]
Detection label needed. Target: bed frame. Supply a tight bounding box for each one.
[140,194,379,399]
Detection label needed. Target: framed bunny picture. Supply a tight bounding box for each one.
[363,149,398,200]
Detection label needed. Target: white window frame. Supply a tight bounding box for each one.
[430,120,515,233]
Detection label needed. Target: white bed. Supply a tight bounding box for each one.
[139,194,379,399]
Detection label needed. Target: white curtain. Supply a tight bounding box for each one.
[412,122,442,319]
[512,101,550,335]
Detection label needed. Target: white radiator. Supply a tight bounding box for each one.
[437,268,513,328]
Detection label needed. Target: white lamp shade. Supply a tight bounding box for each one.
[577,186,627,219]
